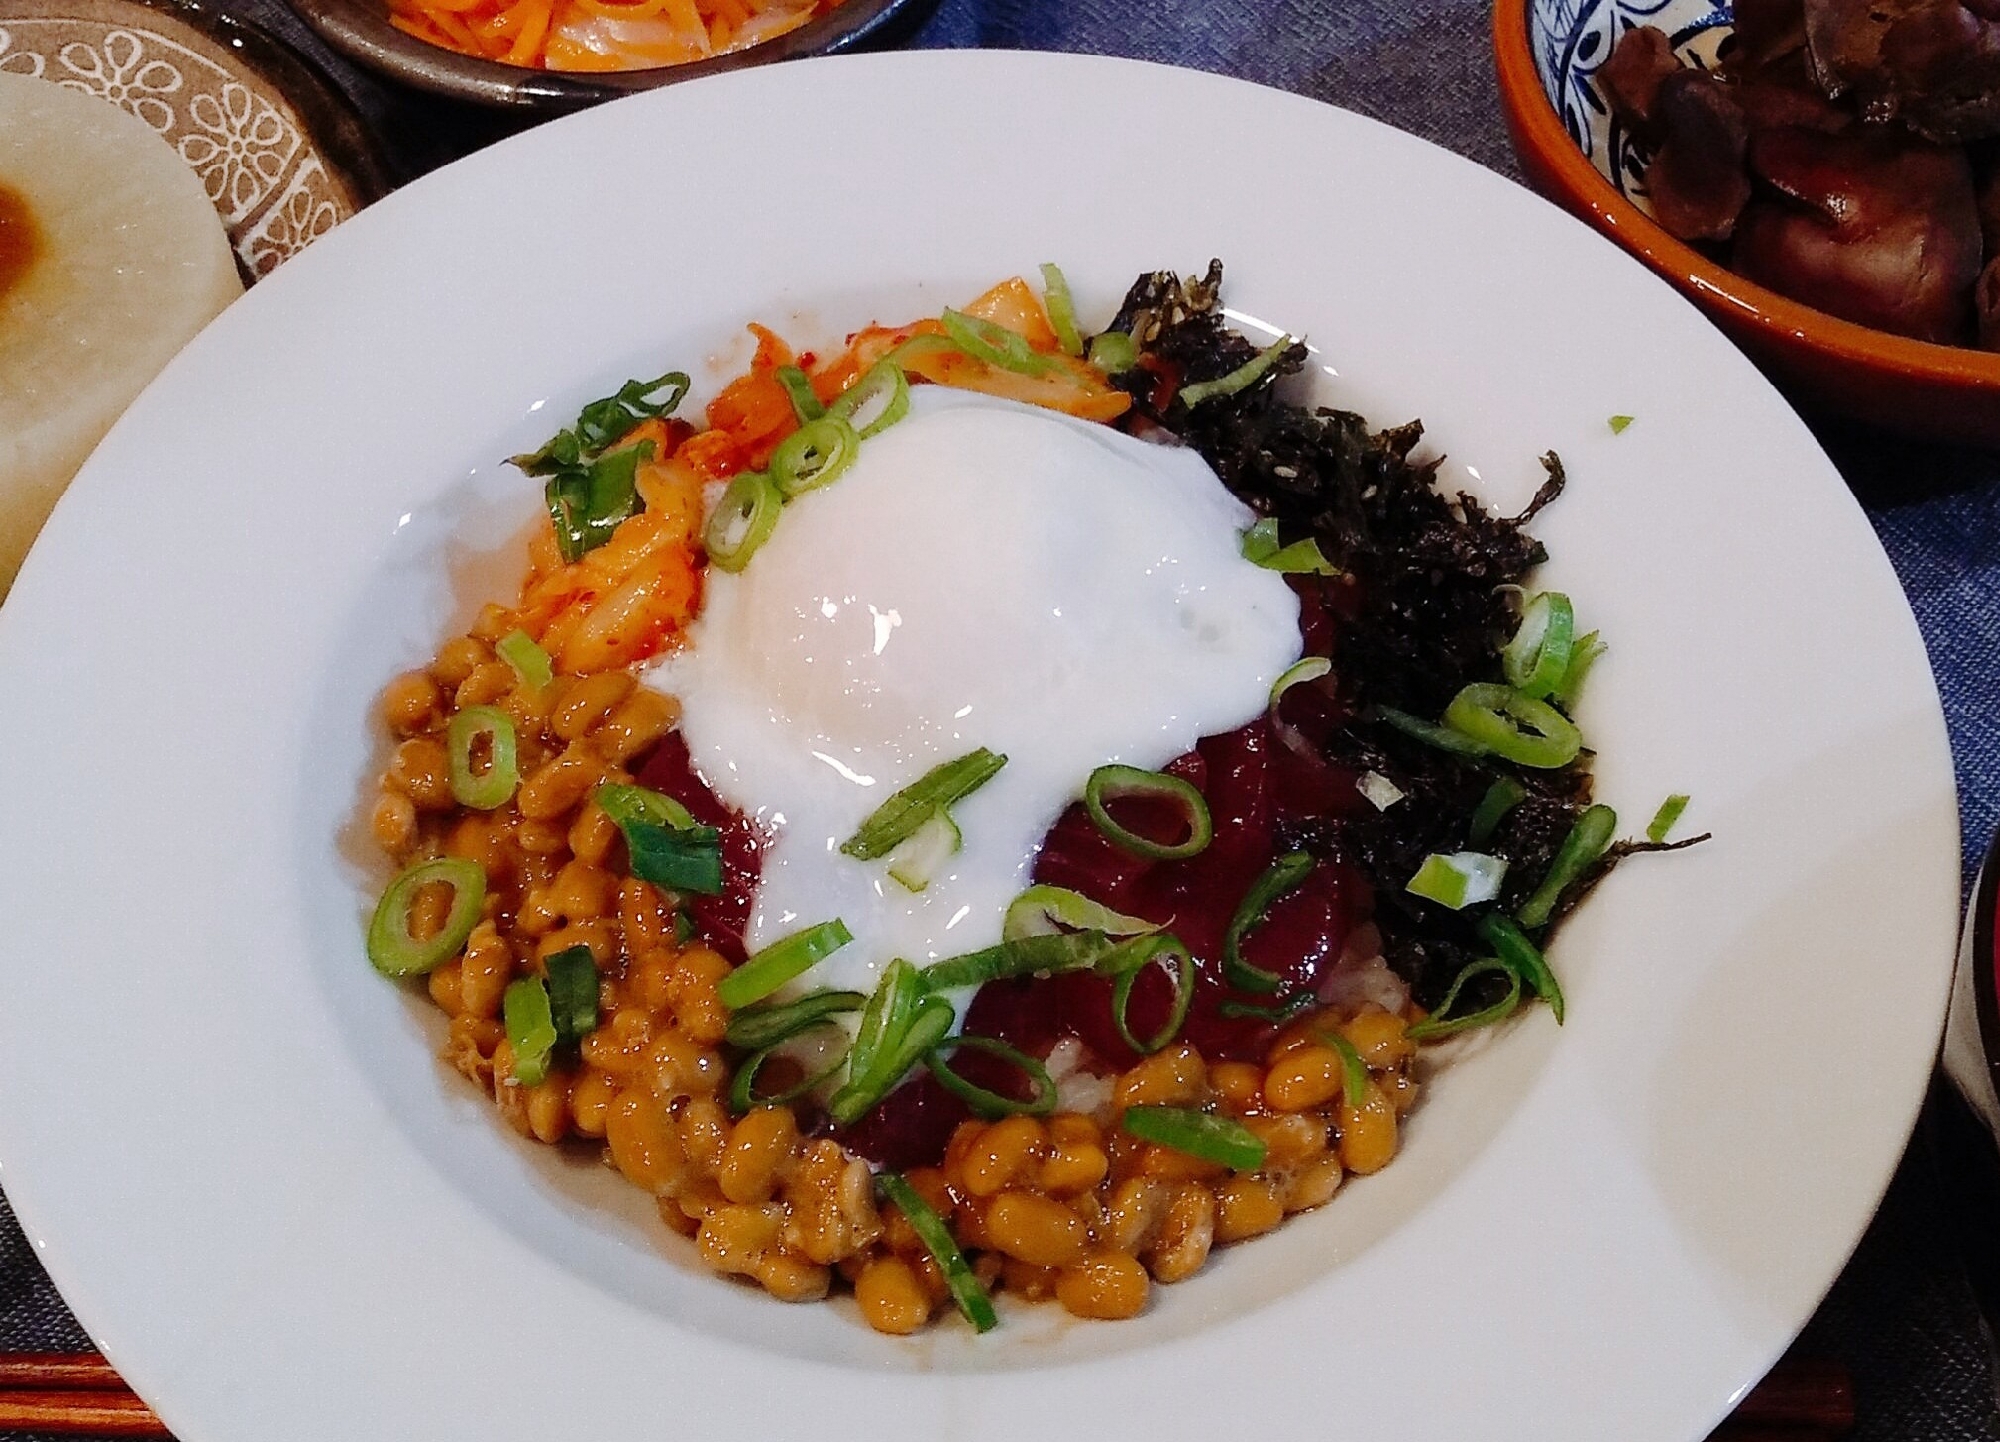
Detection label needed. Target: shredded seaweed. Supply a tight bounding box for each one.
[1101,262,1689,1011]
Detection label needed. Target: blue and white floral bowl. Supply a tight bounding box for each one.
[1497,0,2000,444]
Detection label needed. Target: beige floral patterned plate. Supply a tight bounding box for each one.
[0,0,390,278]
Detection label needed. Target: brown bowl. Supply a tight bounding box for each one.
[1492,0,2000,446]
[286,0,931,109]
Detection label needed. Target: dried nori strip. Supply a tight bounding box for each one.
[1101,262,1660,1011]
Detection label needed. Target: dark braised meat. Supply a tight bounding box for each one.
[1649,71,1755,239]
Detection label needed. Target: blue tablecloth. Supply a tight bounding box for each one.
[3,1,1998,1437]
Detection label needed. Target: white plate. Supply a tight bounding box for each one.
[0,50,1960,1442]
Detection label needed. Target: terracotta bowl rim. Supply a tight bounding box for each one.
[1492,0,2000,387]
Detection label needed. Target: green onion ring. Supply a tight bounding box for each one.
[876,1171,997,1333]
[770,415,862,500]
[1082,764,1212,861]
[1318,1028,1370,1111]
[1553,630,1605,706]
[1467,776,1527,846]
[446,705,520,810]
[1374,704,1491,758]
[1098,933,1195,1055]
[1002,884,1158,943]
[1177,333,1293,409]
[828,993,954,1128]
[367,856,486,977]
[703,469,783,573]
[826,359,911,438]
[1217,993,1315,1023]
[1479,913,1566,1023]
[1502,592,1576,700]
[1515,803,1617,929]
[504,977,558,1087]
[924,1036,1058,1119]
[725,989,867,1052]
[939,308,1054,376]
[773,364,825,423]
[1647,793,1691,844]
[1121,1104,1267,1171]
[1406,959,1523,1041]
[716,919,854,1010]
[495,629,553,691]
[1269,656,1332,709]
[1087,330,1140,374]
[1222,850,1315,995]
[919,931,1115,994]
[728,1023,851,1113]
[1039,263,1084,356]
[841,748,1007,861]
[543,944,599,1046]
[1442,683,1582,769]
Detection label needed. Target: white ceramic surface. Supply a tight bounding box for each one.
[0,50,1960,1442]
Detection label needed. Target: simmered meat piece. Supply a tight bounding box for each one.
[1648,71,1754,239]
[1802,0,2000,139]
[1602,25,1685,142]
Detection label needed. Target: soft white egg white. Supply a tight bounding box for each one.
[649,387,1301,1003]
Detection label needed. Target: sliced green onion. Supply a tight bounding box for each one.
[1241,518,1337,576]
[504,977,558,1087]
[1270,656,1332,708]
[939,308,1053,376]
[703,469,783,573]
[773,364,824,423]
[725,988,867,1051]
[881,333,958,370]
[1406,959,1522,1040]
[925,1036,1058,1119]
[1468,776,1527,846]
[1217,992,1315,1023]
[1648,794,1691,843]
[595,783,724,895]
[367,856,486,977]
[1356,771,1406,811]
[729,1024,850,1113]
[825,359,911,438]
[446,705,519,810]
[565,370,691,455]
[672,909,698,945]
[828,993,953,1128]
[1083,764,1212,861]
[1516,803,1617,929]
[876,1171,996,1332]
[1177,334,1292,409]
[543,944,599,1046]
[1002,885,1158,944]
[1099,933,1195,1054]
[1443,683,1582,769]
[770,415,861,499]
[886,809,961,893]
[920,931,1116,994]
[1375,704,1491,759]
[1502,592,1576,701]
[716,919,854,1010]
[1406,851,1508,910]
[847,959,920,1084]
[1039,262,1084,357]
[840,748,1007,861]
[1553,630,1605,706]
[540,442,651,563]
[1122,1104,1267,1171]
[1609,414,1635,434]
[1479,913,1565,1023]
[1318,1029,1369,1110]
[1087,330,1140,374]
[1223,850,1315,994]
[495,629,553,691]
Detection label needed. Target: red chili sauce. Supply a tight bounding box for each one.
[636,576,1367,1170]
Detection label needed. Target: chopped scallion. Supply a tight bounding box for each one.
[1269,655,1332,708]
[827,992,953,1128]
[1216,992,1315,1023]
[1082,764,1212,861]
[1222,851,1315,994]
[1375,704,1491,758]
[770,415,861,499]
[1099,933,1195,1054]
[826,359,910,438]
[703,469,783,573]
[367,856,485,977]
[1502,592,1576,701]
[1553,630,1605,706]
[724,988,867,1051]
[1039,262,1084,357]
[773,364,825,423]
[503,977,558,1087]
[1121,1104,1267,1171]
[1406,959,1523,1040]
[594,783,724,895]
[495,630,553,691]
[939,308,1054,376]
[1442,683,1582,769]
[1241,517,1338,575]
[1647,794,1691,844]
[886,809,961,893]
[1087,330,1140,374]
[919,931,1116,993]
[716,919,854,1010]
[728,1024,850,1113]
[1479,913,1565,1022]
[1468,776,1527,846]
[543,945,599,1046]
[1405,850,1508,910]
[1177,333,1292,409]
[446,705,519,811]
[925,1036,1058,1119]
[1319,1029,1369,1111]
[1516,803,1616,929]
[1609,414,1635,434]
[876,1171,996,1332]
[840,748,1007,861]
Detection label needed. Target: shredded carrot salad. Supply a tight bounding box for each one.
[387,0,843,73]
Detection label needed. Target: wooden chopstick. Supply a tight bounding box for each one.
[1707,1357,1857,1440]
[0,1353,169,1436]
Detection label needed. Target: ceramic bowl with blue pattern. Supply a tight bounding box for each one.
[1496,0,2000,445]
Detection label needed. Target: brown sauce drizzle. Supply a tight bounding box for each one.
[0,181,41,303]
